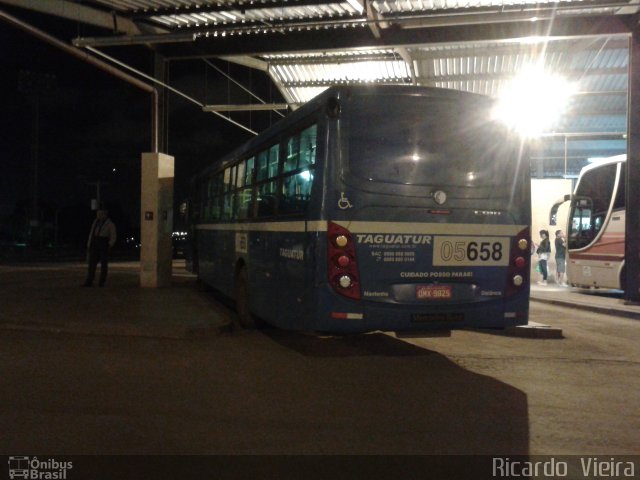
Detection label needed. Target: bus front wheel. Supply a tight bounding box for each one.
[234,266,261,329]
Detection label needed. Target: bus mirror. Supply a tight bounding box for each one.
[549,194,571,226]
[326,98,341,118]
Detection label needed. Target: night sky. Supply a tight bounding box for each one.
[0,6,282,246]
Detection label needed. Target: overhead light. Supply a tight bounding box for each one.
[221,11,237,20]
[492,65,577,138]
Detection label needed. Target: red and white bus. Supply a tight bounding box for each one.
[552,155,626,290]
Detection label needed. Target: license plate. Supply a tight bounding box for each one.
[416,285,452,300]
[411,313,464,323]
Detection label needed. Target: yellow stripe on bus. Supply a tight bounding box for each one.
[196,221,526,236]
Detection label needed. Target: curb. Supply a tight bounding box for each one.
[530,296,640,321]
[0,321,229,340]
[504,321,563,339]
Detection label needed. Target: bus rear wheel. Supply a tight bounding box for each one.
[234,266,262,329]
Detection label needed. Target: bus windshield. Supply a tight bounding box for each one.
[568,163,617,249]
[346,94,521,188]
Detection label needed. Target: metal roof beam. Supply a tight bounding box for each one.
[74,14,636,54]
[202,103,289,112]
[219,55,269,71]
[426,67,628,83]
[0,0,166,35]
[121,0,349,19]
[365,0,383,39]
[278,78,410,87]
[395,47,417,84]
[267,52,398,65]
[407,38,629,60]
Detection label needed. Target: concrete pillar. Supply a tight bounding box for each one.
[140,152,174,288]
[626,29,640,302]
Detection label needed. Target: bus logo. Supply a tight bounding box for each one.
[8,457,29,479]
[7,456,73,479]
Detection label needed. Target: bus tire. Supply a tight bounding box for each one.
[234,266,261,329]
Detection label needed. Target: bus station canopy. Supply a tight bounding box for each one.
[1,0,637,168]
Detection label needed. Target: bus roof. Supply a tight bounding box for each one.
[193,85,493,181]
[580,154,626,176]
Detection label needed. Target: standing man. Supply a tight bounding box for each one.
[555,229,568,286]
[536,230,551,286]
[83,208,117,287]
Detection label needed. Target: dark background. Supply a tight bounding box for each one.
[0,6,284,253]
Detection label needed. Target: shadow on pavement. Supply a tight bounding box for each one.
[261,330,530,454]
[0,263,529,456]
[263,330,434,357]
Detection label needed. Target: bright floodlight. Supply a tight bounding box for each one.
[493,67,576,137]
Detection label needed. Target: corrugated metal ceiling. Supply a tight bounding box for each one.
[12,0,637,167]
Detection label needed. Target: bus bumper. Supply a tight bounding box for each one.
[315,288,528,334]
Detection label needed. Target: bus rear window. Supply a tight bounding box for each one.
[345,95,521,187]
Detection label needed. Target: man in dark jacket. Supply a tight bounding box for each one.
[82,209,117,287]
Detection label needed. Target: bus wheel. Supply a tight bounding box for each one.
[234,266,261,328]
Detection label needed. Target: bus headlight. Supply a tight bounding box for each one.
[513,275,524,286]
[518,239,528,251]
[338,275,353,289]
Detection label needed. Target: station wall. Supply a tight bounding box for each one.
[530,178,572,284]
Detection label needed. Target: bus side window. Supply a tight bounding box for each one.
[245,157,255,185]
[236,187,253,220]
[298,125,317,168]
[222,194,233,221]
[281,171,313,214]
[256,182,277,217]
[208,173,223,221]
[280,124,317,215]
[255,145,280,217]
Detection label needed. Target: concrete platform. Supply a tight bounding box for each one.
[529,283,640,320]
[0,260,232,339]
[504,321,564,339]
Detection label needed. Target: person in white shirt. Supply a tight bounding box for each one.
[82,209,117,287]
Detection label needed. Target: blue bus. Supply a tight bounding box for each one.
[188,85,531,333]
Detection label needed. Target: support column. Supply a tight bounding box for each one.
[154,53,169,154]
[140,152,174,288]
[626,27,640,302]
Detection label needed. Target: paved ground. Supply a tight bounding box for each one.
[530,282,639,319]
[0,262,638,462]
[0,261,231,338]
[405,303,640,455]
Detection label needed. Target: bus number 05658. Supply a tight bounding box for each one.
[433,237,510,266]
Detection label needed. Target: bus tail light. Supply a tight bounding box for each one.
[506,227,530,297]
[328,221,361,300]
